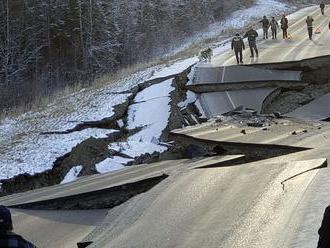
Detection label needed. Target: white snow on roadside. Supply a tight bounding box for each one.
[221,0,290,30]
[109,140,167,159]
[149,57,198,80]
[170,0,294,57]
[96,156,134,174]
[286,5,317,23]
[178,91,198,109]
[128,79,174,142]
[106,79,174,164]
[61,165,83,184]
[0,128,115,180]
[178,65,198,109]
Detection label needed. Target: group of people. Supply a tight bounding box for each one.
[231,2,327,65]
[260,15,289,40]
[231,14,289,64]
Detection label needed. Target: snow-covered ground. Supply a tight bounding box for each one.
[0,128,115,180]
[127,79,174,142]
[0,59,194,181]
[61,166,83,184]
[219,0,290,30]
[171,0,294,56]
[96,156,134,174]
[98,79,175,174]
[149,58,198,80]
[0,0,306,183]
[0,70,150,180]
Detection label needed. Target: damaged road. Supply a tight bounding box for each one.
[2,4,330,248]
[2,115,330,248]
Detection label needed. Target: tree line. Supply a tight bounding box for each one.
[0,0,254,109]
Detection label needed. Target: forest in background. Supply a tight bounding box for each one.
[0,0,257,110]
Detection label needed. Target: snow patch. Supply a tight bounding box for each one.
[149,57,198,80]
[61,166,83,184]
[127,79,174,142]
[0,128,116,180]
[109,141,167,159]
[96,156,134,174]
[221,0,289,30]
[178,91,198,109]
[107,79,175,162]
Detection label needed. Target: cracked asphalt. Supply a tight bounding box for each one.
[2,5,330,248]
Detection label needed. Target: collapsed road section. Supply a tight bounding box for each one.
[189,55,330,121]
[187,65,303,118]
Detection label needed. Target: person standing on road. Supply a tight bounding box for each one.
[306,16,314,40]
[0,205,36,248]
[244,27,259,58]
[320,2,325,15]
[270,17,280,39]
[318,205,330,248]
[281,14,289,39]
[231,33,245,64]
[260,16,270,39]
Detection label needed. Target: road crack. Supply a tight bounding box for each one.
[281,162,327,191]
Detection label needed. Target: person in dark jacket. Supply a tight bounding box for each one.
[0,206,36,248]
[320,3,325,15]
[280,14,289,39]
[270,17,280,39]
[244,27,259,58]
[306,16,314,40]
[260,16,270,39]
[318,205,330,248]
[231,33,245,64]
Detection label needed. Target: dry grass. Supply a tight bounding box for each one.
[0,61,162,121]
[0,82,84,121]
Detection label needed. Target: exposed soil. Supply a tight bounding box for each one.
[259,56,330,114]
[263,83,330,114]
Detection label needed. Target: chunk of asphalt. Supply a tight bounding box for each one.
[9,174,169,210]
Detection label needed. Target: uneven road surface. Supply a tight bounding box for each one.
[195,5,330,118]
[86,119,330,248]
[212,5,330,66]
[1,5,330,248]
